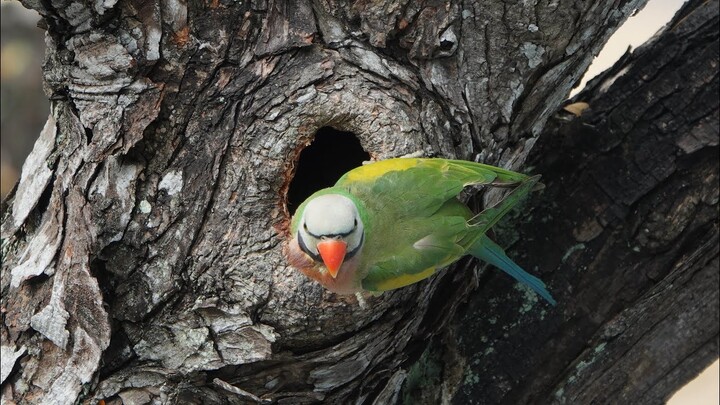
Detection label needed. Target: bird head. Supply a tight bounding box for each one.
[296,193,365,278]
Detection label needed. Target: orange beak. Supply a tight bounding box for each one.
[316,239,347,278]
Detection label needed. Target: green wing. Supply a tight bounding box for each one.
[336,158,528,220]
[359,177,541,292]
[360,203,471,292]
[466,175,541,234]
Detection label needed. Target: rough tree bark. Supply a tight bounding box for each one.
[410,1,720,403]
[0,1,716,405]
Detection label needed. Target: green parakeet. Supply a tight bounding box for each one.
[286,158,556,305]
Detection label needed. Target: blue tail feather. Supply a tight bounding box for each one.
[472,236,557,306]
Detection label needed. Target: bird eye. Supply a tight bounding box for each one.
[354,219,358,227]
[303,223,308,231]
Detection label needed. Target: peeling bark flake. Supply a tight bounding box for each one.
[0,345,26,384]
[10,115,57,230]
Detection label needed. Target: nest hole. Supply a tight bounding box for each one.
[287,127,370,215]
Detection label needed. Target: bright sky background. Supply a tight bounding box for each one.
[572,0,690,96]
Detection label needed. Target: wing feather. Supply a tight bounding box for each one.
[337,158,528,219]
[361,214,469,292]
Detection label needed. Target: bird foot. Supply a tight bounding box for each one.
[355,292,368,309]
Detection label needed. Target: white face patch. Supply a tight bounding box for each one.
[298,194,364,256]
[303,194,358,236]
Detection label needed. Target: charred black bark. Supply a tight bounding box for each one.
[415,1,719,403]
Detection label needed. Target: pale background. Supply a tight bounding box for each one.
[0,0,717,403]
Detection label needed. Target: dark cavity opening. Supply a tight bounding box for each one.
[287,127,370,215]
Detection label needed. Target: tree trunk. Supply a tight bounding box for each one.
[412,1,720,403]
[1,1,716,405]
